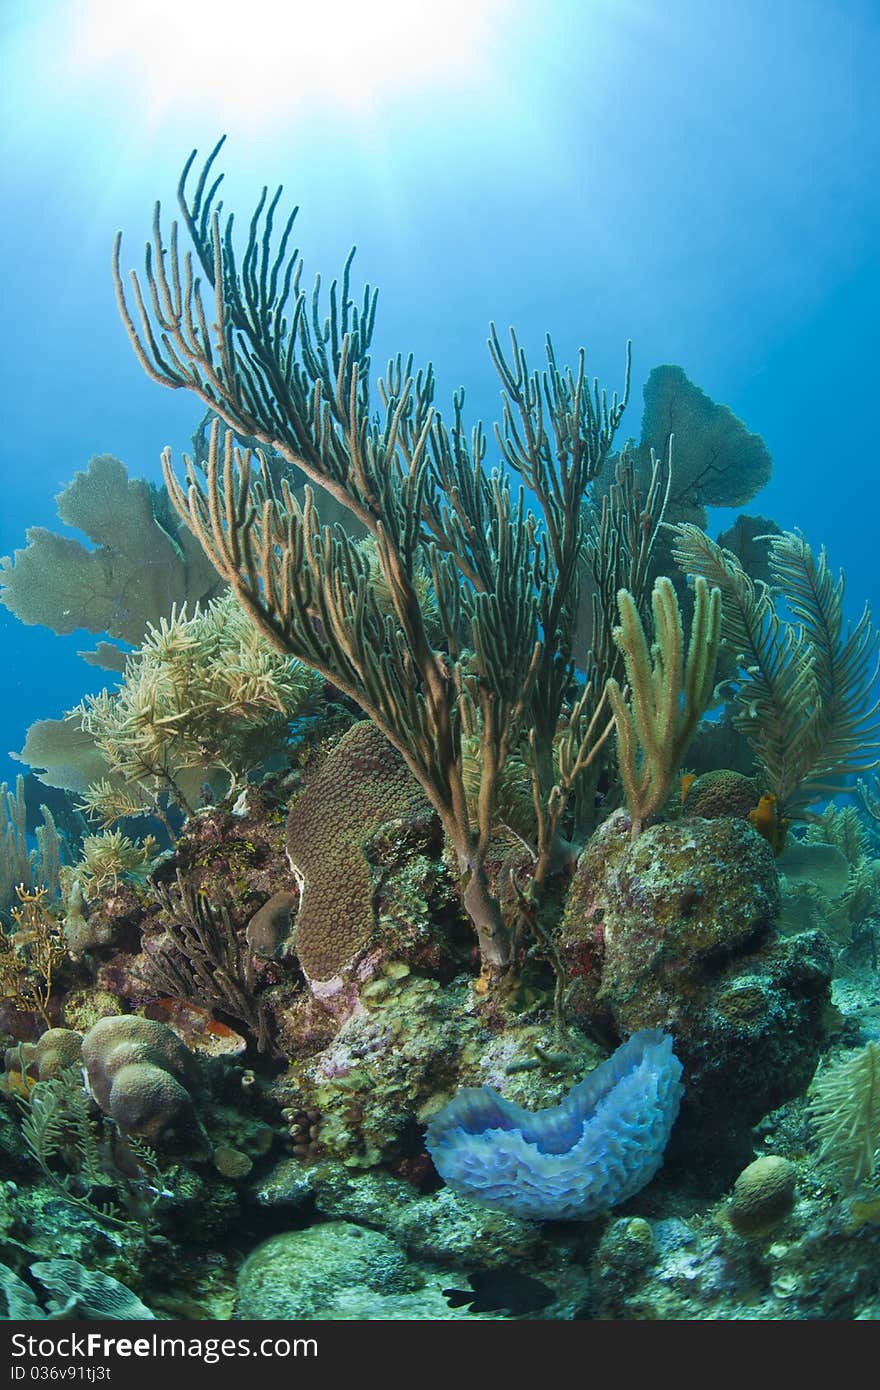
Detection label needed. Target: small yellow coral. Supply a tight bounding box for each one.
[0,886,66,1027]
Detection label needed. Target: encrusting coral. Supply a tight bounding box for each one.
[285,722,433,983]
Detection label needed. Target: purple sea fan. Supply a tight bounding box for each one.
[425,1030,684,1220]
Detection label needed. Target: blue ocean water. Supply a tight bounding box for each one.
[1,0,878,785]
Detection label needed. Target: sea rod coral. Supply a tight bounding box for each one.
[113,137,634,969]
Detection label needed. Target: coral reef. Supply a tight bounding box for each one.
[1,141,879,1324]
[115,139,639,969]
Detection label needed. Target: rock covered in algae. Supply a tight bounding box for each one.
[559,810,781,1028]
[235,1222,421,1320]
[559,810,832,1160]
[275,972,602,1169]
[254,1157,552,1269]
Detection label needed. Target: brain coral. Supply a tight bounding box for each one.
[728,1155,797,1236]
[81,1015,199,1147]
[285,723,430,981]
[4,1028,82,1082]
[680,769,759,821]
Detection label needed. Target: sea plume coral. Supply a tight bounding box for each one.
[809,1042,880,1195]
[672,525,880,814]
[75,589,321,825]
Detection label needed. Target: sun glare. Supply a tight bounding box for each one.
[61,0,508,130]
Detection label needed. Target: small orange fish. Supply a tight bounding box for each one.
[680,772,697,803]
[748,793,789,856]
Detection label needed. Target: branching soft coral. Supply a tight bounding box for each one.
[0,887,66,1028]
[113,139,631,968]
[607,576,722,833]
[75,590,321,825]
[1,777,64,919]
[62,830,158,902]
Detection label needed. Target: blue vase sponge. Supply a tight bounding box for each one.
[426,1029,684,1220]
